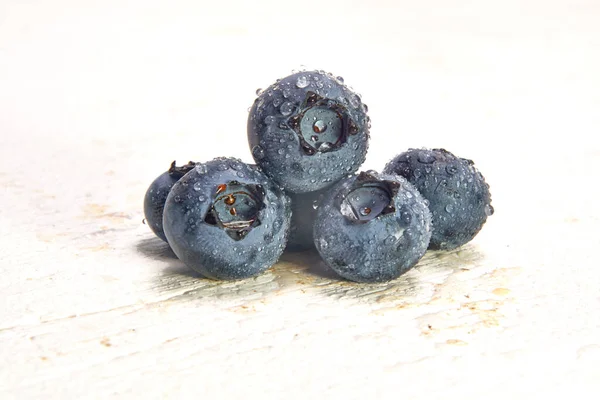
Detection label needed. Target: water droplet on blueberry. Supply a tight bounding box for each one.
[280,102,294,116]
[349,94,361,109]
[446,165,458,175]
[252,145,265,159]
[296,75,309,88]
[313,120,327,133]
[384,236,396,245]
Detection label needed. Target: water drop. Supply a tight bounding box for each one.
[446,165,458,175]
[273,98,282,107]
[264,115,276,124]
[384,236,396,246]
[252,145,265,159]
[195,164,207,174]
[400,211,412,226]
[336,76,344,83]
[349,94,361,109]
[296,76,309,88]
[193,182,202,191]
[282,88,291,98]
[313,120,327,133]
[445,204,454,213]
[198,194,206,202]
[485,204,495,216]
[280,102,294,116]
[255,88,262,96]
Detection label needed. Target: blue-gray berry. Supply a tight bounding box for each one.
[163,158,291,280]
[143,161,197,242]
[313,171,432,283]
[248,70,370,193]
[384,148,493,250]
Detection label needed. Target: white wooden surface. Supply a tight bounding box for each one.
[1,0,599,398]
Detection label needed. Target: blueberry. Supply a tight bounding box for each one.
[162,157,291,280]
[383,148,493,250]
[248,70,370,193]
[144,161,197,241]
[313,171,432,283]
[286,189,327,252]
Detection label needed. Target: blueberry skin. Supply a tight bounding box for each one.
[286,189,327,252]
[144,161,196,242]
[313,171,432,283]
[383,148,493,250]
[163,157,291,280]
[248,70,370,193]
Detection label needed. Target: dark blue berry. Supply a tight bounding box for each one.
[162,157,291,280]
[248,70,370,193]
[286,189,327,252]
[313,171,431,283]
[143,161,197,242]
[383,148,493,250]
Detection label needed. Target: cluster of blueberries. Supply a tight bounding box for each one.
[144,70,493,283]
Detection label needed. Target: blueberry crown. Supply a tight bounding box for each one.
[204,180,266,241]
[286,91,359,156]
[340,171,399,223]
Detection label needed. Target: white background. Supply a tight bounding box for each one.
[1,0,599,398]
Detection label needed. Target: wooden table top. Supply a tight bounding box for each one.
[1,0,599,398]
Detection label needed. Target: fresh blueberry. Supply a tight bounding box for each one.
[144,161,197,242]
[162,157,291,280]
[383,148,493,250]
[248,70,370,193]
[313,171,432,283]
[286,189,327,252]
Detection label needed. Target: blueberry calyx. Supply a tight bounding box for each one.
[204,180,265,241]
[287,91,359,156]
[340,171,399,223]
[168,160,197,178]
